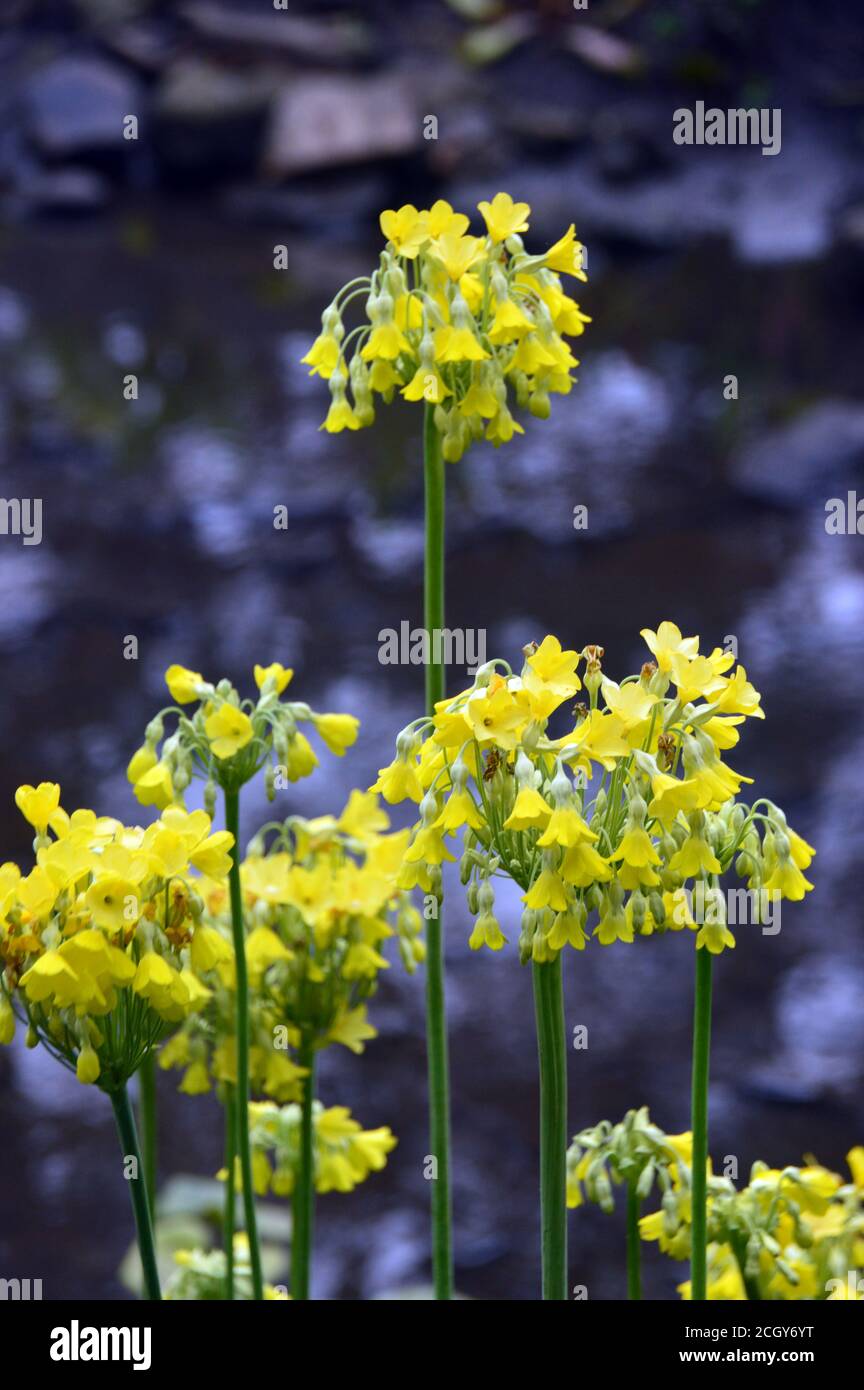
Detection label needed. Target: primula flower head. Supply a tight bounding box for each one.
[374,625,814,962]
[129,663,361,806]
[0,785,227,1090]
[305,193,590,461]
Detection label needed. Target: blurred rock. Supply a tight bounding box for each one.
[565,25,645,77]
[731,401,864,506]
[5,167,112,217]
[102,20,179,74]
[154,58,274,181]
[265,75,420,177]
[179,3,372,65]
[22,56,141,160]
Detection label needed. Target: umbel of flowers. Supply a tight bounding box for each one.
[132,661,360,1301]
[246,1100,397,1197]
[641,1144,864,1301]
[303,193,590,459]
[0,782,230,1299]
[216,790,421,1298]
[373,624,815,1298]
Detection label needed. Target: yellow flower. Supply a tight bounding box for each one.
[134,763,175,810]
[379,204,429,257]
[300,332,341,380]
[189,831,235,880]
[15,782,61,831]
[543,224,586,279]
[322,396,361,432]
[537,806,597,848]
[424,199,469,238]
[76,1045,101,1085]
[372,757,423,804]
[402,365,451,403]
[523,868,568,911]
[430,232,486,280]
[504,787,553,830]
[610,827,660,869]
[204,704,253,760]
[477,192,530,243]
[165,664,206,704]
[547,909,588,951]
[433,324,489,363]
[126,745,157,784]
[559,841,612,887]
[314,713,360,756]
[253,662,293,695]
[763,858,813,901]
[524,634,582,710]
[327,1004,377,1053]
[85,875,140,933]
[468,913,507,951]
[640,621,699,672]
[668,837,722,878]
[179,1061,211,1095]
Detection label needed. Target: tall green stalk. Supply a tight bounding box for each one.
[423,403,453,1300]
[138,1052,157,1215]
[222,1084,237,1299]
[690,946,713,1300]
[291,1035,317,1300]
[532,955,568,1300]
[224,788,264,1301]
[110,1083,161,1301]
[626,1181,642,1299]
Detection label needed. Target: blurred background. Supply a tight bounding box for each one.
[1,0,863,1301]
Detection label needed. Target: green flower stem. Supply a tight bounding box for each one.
[423,403,454,1301]
[109,1084,161,1301]
[224,787,264,1301]
[626,1181,642,1299]
[138,1052,157,1215]
[532,955,568,1300]
[222,1084,237,1300]
[291,1034,317,1300]
[690,946,714,1301]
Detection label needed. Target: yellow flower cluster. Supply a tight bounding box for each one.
[372,623,814,959]
[0,783,225,1087]
[128,663,359,810]
[159,790,422,1097]
[245,1100,397,1196]
[302,192,590,459]
[640,1148,864,1301]
[239,789,423,1045]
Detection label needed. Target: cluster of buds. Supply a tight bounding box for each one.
[641,1149,864,1301]
[244,1100,397,1197]
[566,1107,693,1213]
[0,783,226,1088]
[302,193,590,459]
[372,623,815,961]
[128,663,360,809]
